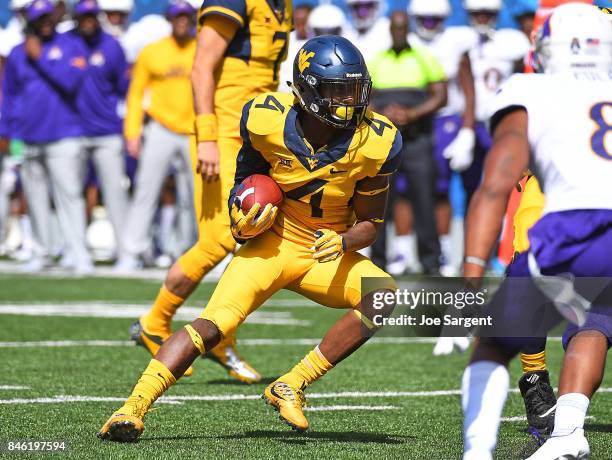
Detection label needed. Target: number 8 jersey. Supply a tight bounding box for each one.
[489,72,612,215]
[197,0,293,139]
[231,92,403,246]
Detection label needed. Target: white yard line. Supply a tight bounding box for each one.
[305,405,398,412]
[0,396,182,405]
[1,389,610,413]
[502,415,594,423]
[0,337,444,348]
[0,340,135,348]
[0,299,319,308]
[0,385,30,390]
[0,336,567,348]
[0,388,518,405]
[0,391,456,405]
[0,303,310,325]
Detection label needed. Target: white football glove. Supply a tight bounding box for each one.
[443,128,475,172]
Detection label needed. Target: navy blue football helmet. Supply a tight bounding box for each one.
[290,35,372,129]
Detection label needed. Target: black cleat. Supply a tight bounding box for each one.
[519,370,557,438]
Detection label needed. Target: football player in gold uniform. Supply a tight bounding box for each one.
[130,0,292,383]
[99,36,402,442]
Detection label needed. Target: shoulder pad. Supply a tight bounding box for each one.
[245,92,295,137]
[354,111,398,161]
[493,29,531,61]
[443,26,479,52]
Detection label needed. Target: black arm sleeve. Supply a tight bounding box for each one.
[227,99,272,213]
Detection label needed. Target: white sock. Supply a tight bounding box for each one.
[395,234,418,268]
[552,393,589,437]
[462,361,509,456]
[440,234,451,264]
[157,205,176,253]
[19,215,33,252]
[395,234,411,256]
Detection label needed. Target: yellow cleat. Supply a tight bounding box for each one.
[97,405,145,443]
[130,319,193,377]
[205,336,261,384]
[263,381,309,431]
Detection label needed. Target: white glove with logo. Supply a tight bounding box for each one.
[443,128,475,172]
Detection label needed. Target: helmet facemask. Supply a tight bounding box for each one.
[414,16,446,41]
[468,10,498,38]
[348,0,381,32]
[293,73,372,129]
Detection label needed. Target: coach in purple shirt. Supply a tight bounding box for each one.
[0,0,93,273]
[70,0,130,262]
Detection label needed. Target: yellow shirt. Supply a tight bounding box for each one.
[198,0,293,139]
[513,176,545,253]
[124,36,196,139]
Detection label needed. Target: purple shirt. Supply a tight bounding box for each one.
[0,31,86,144]
[69,28,129,137]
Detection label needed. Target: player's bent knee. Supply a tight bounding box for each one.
[187,319,222,354]
[356,287,397,332]
[184,324,206,355]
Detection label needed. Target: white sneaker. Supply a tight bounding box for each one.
[113,255,142,273]
[154,254,172,269]
[440,264,459,277]
[387,255,408,276]
[526,429,589,460]
[20,256,53,273]
[74,259,95,276]
[11,247,34,262]
[59,251,75,269]
[463,449,493,460]
[433,336,471,356]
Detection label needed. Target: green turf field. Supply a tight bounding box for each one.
[0,273,610,459]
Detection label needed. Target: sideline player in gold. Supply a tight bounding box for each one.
[129,0,292,382]
[99,36,402,442]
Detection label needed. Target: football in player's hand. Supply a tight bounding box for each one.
[237,174,283,214]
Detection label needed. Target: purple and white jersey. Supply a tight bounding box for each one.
[349,17,391,63]
[489,71,612,215]
[410,26,478,116]
[470,29,530,122]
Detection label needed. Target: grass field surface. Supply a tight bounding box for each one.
[1,274,611,459]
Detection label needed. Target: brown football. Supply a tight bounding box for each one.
[236,174,283,214]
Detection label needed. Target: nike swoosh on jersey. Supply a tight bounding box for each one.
[330,168,347,174]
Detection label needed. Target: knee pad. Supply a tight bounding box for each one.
[184,324,206,355]
[353,309,378,331]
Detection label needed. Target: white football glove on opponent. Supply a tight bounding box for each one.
[443,128,475,172]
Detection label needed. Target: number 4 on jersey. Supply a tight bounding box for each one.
[365,117,392,136]
[255,95,285,113]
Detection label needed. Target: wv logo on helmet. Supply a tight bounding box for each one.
[298,49,316,74]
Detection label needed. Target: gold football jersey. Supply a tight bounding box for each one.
[197,0,293,138]
[233,92,403,245]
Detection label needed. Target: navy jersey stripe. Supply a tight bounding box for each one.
[228,99,272,212]
[379,129,403,175]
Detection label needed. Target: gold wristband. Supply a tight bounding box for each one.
[195,114,218,142]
